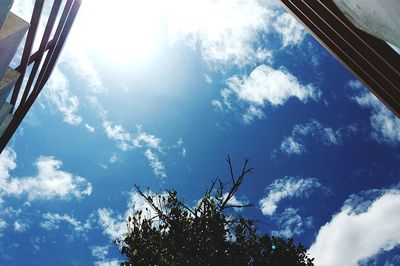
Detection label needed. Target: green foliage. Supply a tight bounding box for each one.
[116,157,314,266]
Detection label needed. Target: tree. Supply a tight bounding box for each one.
[116,156,314,265]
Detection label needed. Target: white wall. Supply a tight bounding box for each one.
[333,0,400,47]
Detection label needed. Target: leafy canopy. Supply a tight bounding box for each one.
[116,157,314,265]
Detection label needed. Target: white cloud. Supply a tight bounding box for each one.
[228,65,319,106]
[280,136,305,155]
[63,54,107,94]
[0,148,92,202]
[95,260,120,266]
[84,124,95,133]
[166,0,275,67]
[242,105,265,124]
[98,189,167,240]
[204,74,212,84]
[0,219,7,233]
[102,121,166,177]
[91,246,109,261]
[40,213,91,232]
[310,189,400,266]
[221,193,249,212]
[103,121,132,151]
[279,119,358,155]
[14,220,29,232]
[91,245,119,266]
[97,208,126,240]
[176,137,187,157]
[103,122,162,151]
[271,207,312,238]
[0,148,17,195]
[349,80,400,145]
[40,213,92,241]
[44,67,82,125]
[109,154,119,164]
[217,64,320,123]
[273,12,306,47]
[144,149,166,178]
[259,176,322,215]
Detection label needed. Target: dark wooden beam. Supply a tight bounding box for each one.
[280,0,400,118]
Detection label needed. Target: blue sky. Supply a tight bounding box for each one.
[1,0,400,265]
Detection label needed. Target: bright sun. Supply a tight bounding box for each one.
[75,0,163,63]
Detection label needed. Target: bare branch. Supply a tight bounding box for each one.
[134,185,171,224]
[220,158,253,210]
[208,177,219,195]
[226,154,235,183]
[224,204,253,209]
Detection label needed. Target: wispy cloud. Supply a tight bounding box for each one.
[41,213,91,233]
[176,137,187,157]
[84,124,95,133]
[310,188,400,266]
[279,119,358,155]
[14,220,29,232]
[271,207,312,238]
[0,148,92,202]
[0,219,7,235]
[102,121,166,177]
[97,208,126,240]
[44,67,82,125]
[91,245,119,266]
[216,64,320,123]
[95,259,120,266]
[259,176,322,215]
[40,212,93,242]
[348,80,400,145]
[144,149,166,178]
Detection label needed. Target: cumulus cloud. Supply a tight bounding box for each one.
[310,189,400,266]
[259,177,322,215]
[271,207,312,238]
[349,80,400,145]
[0,148,17,190]
[279,119,358,155]
[0,148,92,202]
[273,12,306,47]
[228,65,319,106]
[216,64,320,123]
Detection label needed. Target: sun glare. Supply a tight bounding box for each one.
[75,0,163,64]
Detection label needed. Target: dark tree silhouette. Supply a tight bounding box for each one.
[116,156,314,266]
